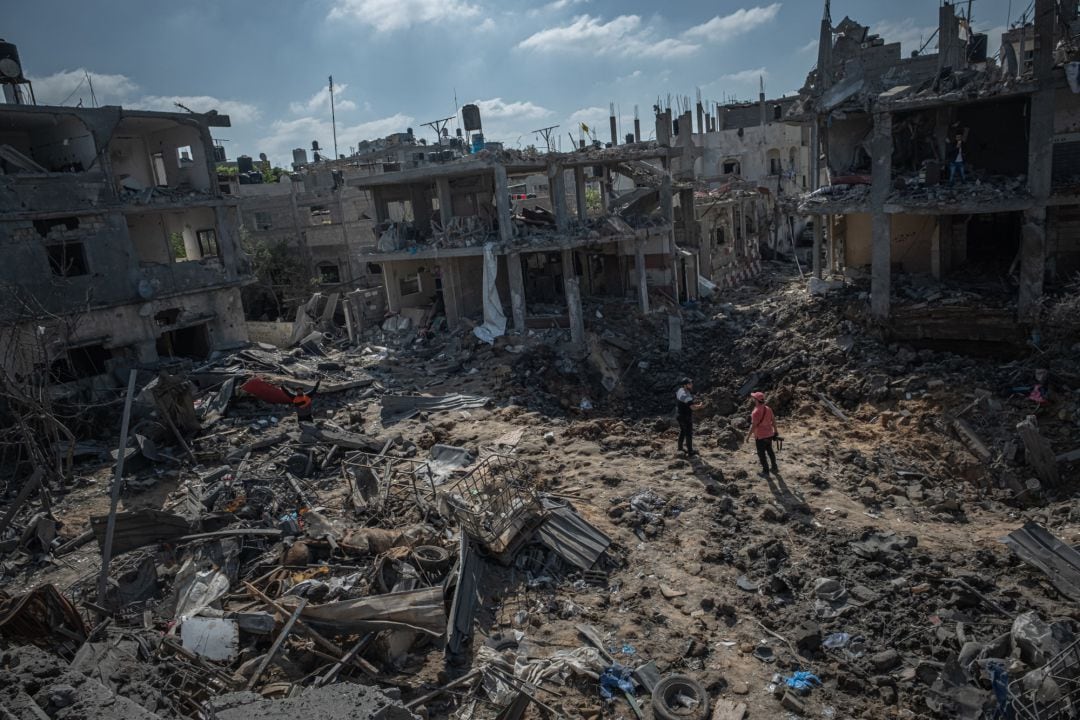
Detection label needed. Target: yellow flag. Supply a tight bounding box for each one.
[581,122,590,134]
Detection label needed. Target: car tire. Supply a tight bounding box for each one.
[651,674,709,720]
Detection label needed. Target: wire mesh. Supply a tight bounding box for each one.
[437,454,539,546]
[1008,638,1080,720]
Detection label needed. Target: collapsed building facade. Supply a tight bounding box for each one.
[795,0,1080,342]
[0,44,249,392]
[357,136,695,347]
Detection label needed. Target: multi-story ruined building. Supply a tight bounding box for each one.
[656,91,811,290]
[795,0,1080,342]
[230,130,471,321]
[355,132,693,347]
[0,42,249,388]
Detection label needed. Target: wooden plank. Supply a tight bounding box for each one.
[245,598,307,691]
[97,370,138,607]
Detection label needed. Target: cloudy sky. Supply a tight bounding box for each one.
[9,0,1019,166]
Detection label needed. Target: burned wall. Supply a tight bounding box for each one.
[826,115,873,175]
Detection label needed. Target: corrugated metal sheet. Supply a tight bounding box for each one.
[446,529,484,657]
[1001,522,1080,602]
[535,500,611,571]
[381,394,491,425]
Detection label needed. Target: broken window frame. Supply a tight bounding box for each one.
[399,272,421,296]
[46,241,89,277]
[318,263,341,284]
[196,228,219,258]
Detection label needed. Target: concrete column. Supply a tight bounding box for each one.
[371,187,389,223]
[812,215,823,279]
[634,118,641,143]
[565,277,585,350]
[493,165,513,244]
[548,163,570,232]
[870,112,893,320]
[825,214,835,275]
[600,166,611,214]
[809,117,821,191]
[1020,0,1055,320]
[668,314,682,353]
[436,176,453,227]
[635,241,649,314]
[507,252,526,332]
[441,259,463,328]
[182,226,202,260]
[656,110,672,147]
[609,115,618,147]
[574,165,588,220]
[384,264,403,314]
[932,216,950,279]
[561,248,584,347]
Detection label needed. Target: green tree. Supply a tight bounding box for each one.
[169,232,187,259]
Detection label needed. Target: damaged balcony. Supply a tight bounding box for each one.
[355,148,687,339]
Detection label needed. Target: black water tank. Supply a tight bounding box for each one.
[237,155,254,173]
[462,104,482,132]
[0,40,28,82]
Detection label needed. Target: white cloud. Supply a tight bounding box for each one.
[798,39,818,54]
[29,68,259,124]
[872,18,937,56]
[684,4,782,40]
[139,95,261,124]
[290,83,358,115]
[30,68,139,107]
[472,97,553,120]
[328,0,481,32]
[258,113,414,162]
[720,67,769,85]
[477,17,497,31]
[517,14,699,59]
[617,69,643,82]
[528,0,589,14]
[566,106,609,137]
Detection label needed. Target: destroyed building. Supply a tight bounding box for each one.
[0,41,250,391]
[794,0,1080,342]
[357,110,698,345]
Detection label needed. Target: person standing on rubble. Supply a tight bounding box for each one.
[948,126,969,184]
[676,378,703,456]
[282,380,320,423]
[746,391,780,478]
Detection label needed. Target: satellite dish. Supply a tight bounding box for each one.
[0,58,20,79]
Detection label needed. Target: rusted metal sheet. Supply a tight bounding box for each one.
[0,584,87,657]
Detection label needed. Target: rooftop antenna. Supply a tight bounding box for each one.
[329,75,339,159]
[421,115,455,144]
[531,124,560,153]
[85,70,97,108]
[174,102,195,114]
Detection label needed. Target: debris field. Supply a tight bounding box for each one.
[1,263,1079,720]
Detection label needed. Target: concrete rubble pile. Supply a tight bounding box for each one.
[2,262,1080,719]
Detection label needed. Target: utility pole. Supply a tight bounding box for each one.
[329,75,339,160]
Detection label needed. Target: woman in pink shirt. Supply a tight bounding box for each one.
[746,392,779,478]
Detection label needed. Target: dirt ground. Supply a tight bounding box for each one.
[4,264,1079,719]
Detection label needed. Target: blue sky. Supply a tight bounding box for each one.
[9,0,1020,166]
